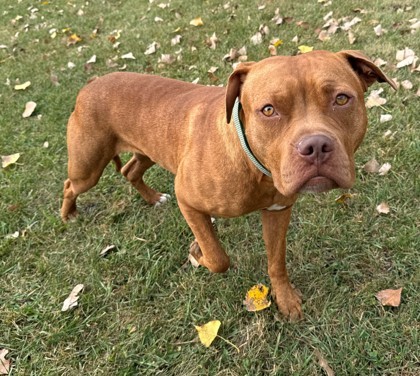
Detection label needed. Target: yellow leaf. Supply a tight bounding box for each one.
[190,17,204,27]
[298,45,314,54]
[243,283,271,312]
[1,153,20,168]
[273,39,283,47]
[14,81,31,90]
[335,193,353,205]
[67,33,82,46]
[194,320,221,347]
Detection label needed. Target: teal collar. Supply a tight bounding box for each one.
[233,98,272,177]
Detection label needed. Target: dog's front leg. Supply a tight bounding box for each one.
[261,207,303,321]
[178,199,230,273]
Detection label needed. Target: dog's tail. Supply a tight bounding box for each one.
[113,156,122,172]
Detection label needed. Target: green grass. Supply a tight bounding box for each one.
[1,0,419,374]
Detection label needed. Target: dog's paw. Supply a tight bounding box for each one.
[154,193,171,207]
[272,283,303,321]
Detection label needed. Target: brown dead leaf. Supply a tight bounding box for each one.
[375,288,402,307]
[0,349,11,375]
[364,158,380,173]
[314,349,335,376]
[206,32,218,49]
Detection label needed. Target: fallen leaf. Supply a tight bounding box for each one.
[195,320,221,348]
[318,30,330,42]
[375,288,402,307]
[0,349,11,375]
[335,193,354,204]
[348,30,356,44]
[376,202,390,214]
[1,153,20,168]
[144,42,158,55]
[298,45,314,54]
[14,81,31,90]
[158,54,176,65]
[314,349,335,376]
[171,34,182,46]
[206,32,218,49]
[121,52,135,59]
[374,57,387,67]
[378,162,391,175]
[86,55,96,64]
[22,101,37,118]
[380,114,392,123]
[243,283,271,312]
[401,80,413,90]
[61,284,84,312]
[99,245,116,257]
[250,32,263,45]
[5,231,19,239]
[67,33,82,46]
[374,24,385,36]
[342,17,361,31]
[190,17,203,27]
[366,88,387,108]
[363,158,380,173]
[68,62,76,69]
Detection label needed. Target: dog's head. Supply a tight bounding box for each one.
[226,50,396,196]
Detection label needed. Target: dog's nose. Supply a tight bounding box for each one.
[297,135,334,164]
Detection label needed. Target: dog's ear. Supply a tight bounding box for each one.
[338,50,397,92]
[225,62,255,124]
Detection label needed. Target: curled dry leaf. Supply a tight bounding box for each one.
[171,34,182,46]
[401,80,413,90]
[374,24,385,36]
[1,153,20,168]
[375,287,402,307]
[158,54,176,65]
[244,284,271,312]
[194,320,221,348]
[348,30,356,45]
[67,33,82,46]
[99,245,116,257]
[206,32,218,49]
[0,348,11,375]
[61,284,84,312]
[376,202,390,214]
[22,101,37,118]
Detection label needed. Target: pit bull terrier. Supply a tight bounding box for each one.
[61,50,396,320]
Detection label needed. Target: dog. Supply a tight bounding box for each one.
[61,50,396,320]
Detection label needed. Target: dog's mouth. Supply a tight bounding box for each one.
[298,176,339,193]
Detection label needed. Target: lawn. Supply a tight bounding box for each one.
[0,0,419,375]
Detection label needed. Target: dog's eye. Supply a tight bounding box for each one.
[262,105,275,117]
[335,94,350,106]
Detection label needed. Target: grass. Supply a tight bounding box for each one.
[0,0,419,374]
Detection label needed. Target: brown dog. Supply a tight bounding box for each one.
[61,50,396,320]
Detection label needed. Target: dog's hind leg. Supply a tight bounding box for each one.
[121,153,170,206]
